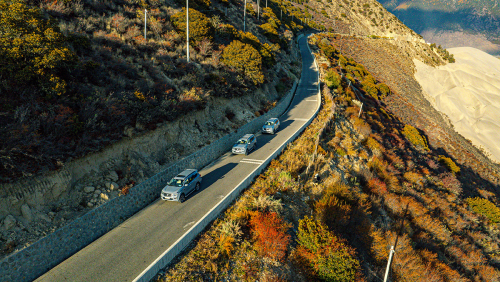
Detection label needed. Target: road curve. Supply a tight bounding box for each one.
[36,35,319,282]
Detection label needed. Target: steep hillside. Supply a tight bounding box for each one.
[379,0,500,54]
[0,0,299,183]
[158,35,500,281]
[1,0,304,258]
[2,0,500,277]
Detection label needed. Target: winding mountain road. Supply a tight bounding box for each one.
[36,35,320,282]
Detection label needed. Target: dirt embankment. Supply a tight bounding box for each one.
[329,35,500,191]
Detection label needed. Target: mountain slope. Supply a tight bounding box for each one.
[379,0,500,54]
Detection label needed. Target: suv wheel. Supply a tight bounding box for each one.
[179,193,186,203]
[195,183,200,191]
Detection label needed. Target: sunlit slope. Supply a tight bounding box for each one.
[414,47,500,162]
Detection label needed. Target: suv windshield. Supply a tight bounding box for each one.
[236,139,247,144]
[265,121,274,125]
[167,178,184,187]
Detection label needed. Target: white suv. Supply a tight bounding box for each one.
[232,134,257,155]
[161,169,202,203]
[262,118,280,134]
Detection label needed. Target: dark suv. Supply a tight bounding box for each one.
[161,169,202,203]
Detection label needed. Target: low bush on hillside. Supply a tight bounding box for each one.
[170,8,214,43]
[402,124,429,151]
[249,211,291,261]
[467,197,500,223]
[325,69,341,89]
[222,40,264,85]
[438,155,460,174]
[295,216,360,281]
[0,0,77,97]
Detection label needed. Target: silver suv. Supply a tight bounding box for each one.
[161,169,202,203]
[262,118,280,134]
[232,134,257,155]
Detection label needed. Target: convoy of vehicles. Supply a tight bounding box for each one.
[162,118,280,202]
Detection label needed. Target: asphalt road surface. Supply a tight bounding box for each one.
[36,34,320,282]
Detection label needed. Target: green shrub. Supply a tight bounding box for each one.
[319,43,337,58]
[262,7,280,28]
[259,43,278,67]
[0,0,77,96]
[402,124,429,151]
[296,216,360,281]
[171,8,214,43]
[245,3,256,17]
[438,155,460,174]
[336,148,347,156]
[259,22,279,42]
[467,197,500,223]
[237,31,277,67]
[220,23,238,39]
[361,79,379,100]
[222,40,264,84]
[325,70,341,89]
[377,83,390,98]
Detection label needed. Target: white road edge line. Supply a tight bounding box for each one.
[132,34,321,282]
[293,118,310,121]
[241,159,264,162]
[240,160,264,165]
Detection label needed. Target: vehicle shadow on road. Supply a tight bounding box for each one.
[197,162,238,193]
[256,119,294,147]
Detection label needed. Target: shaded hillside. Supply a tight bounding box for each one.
[158,34,500,281]
[0,0,301,182]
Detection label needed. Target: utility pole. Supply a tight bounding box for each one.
[384,204,409,282]
[144,9,147,40]
[258,0,260,20]
[266,0,267,8]
[244,0,247,31]
[186,0,189,62]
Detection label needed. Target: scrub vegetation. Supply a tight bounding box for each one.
[159,34,500,281]
[0,0,299,182]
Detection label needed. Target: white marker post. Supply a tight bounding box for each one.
[244,0,247,31]
[144,9,147,40]
[257,0,260,20]
[186,0,189,62]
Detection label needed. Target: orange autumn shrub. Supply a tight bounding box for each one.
[249,211,290,261]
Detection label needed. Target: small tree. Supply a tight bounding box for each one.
[296,216,360,281]
[249,211,290,261]
[0,0,77,96]
[170,8,214,43]
[222,40,264,84]
[402,124,429,151]
[325,70,341,89]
